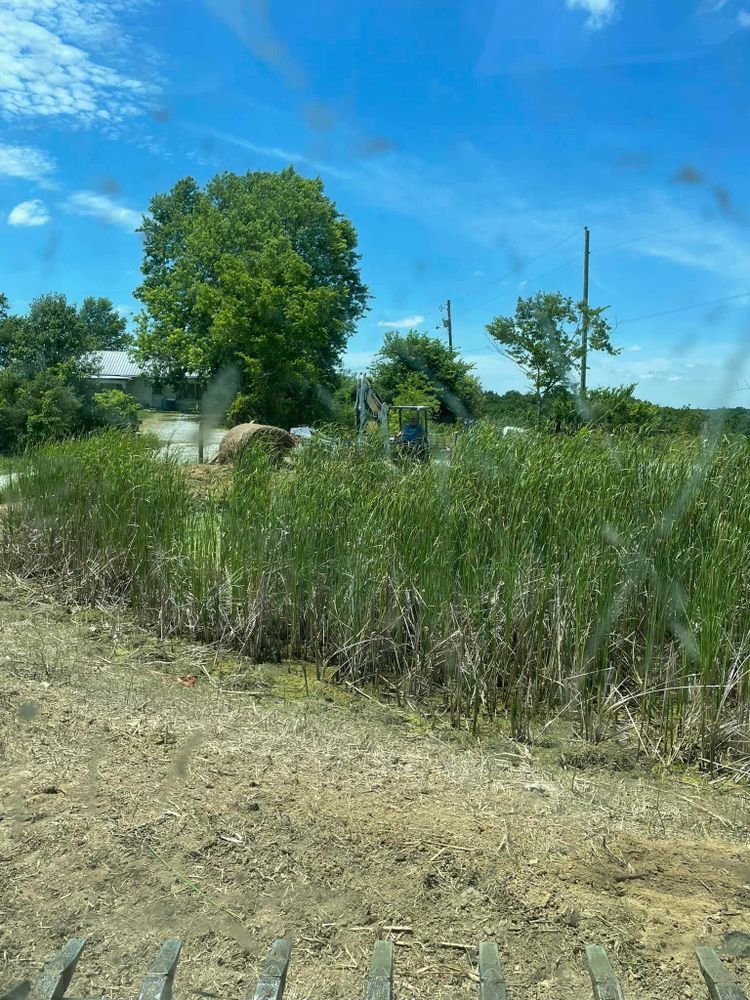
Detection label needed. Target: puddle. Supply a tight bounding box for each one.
[142,415,227,464]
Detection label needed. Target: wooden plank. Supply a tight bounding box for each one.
[252,939,293,1000]
[30,940,86,1000]
[138,940,182,1000]
[478,941,507,1000]
[365,941,393,1000]
[585,945,625,1000]
[696,947,748,1000]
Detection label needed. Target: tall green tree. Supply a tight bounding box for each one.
[0,293,20,369]
[134,167,369,427]
[79,297,130,350]
[11,294,96,378]
[486,292,618,423]
[370,330,483,422]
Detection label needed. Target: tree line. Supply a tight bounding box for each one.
[0,292,139,450]
[0,164,743,452]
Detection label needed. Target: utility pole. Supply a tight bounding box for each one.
[580,226,590,395]
[442,298,453,351]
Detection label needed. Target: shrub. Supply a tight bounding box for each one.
[0,369,92,451]
[94,389,140,430]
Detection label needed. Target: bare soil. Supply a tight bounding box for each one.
[1,579,749,1000]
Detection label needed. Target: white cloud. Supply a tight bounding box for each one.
[0,142,55,180]
[0,0,154,126]
[376,315,425,329]
[64,190,141,230]
[586,339,750,408]
[206,130,355,182]
[565,0,619,29]
[625,344,642,352]
[8,198,50,226]
[739,10,750,27]
[636,220,750,287]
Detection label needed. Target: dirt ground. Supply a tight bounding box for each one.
[1,579,749,1000]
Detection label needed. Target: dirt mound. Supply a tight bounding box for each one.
[213,423,296,465]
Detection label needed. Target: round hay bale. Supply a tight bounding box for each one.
[214,422,296,465]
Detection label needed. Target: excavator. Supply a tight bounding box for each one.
[355,374,430,461]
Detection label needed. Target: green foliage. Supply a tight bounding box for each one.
[482,388,569,428]
[134,167,369,428]
[0,294,25,370]
[581,385,712,436]
[482,389,534,426]
[8,293,95,377]
[224,369,342,429]
[391,371,440,415]
[94,389,140,429]
[0,369,92,451]
[482,385,750,437]
[370,330,483,422]
[486,292,618,419]
[0,293,129,375]
[7,430,750,763]
[79,297,131,350]
[0,292,113,453]
[582,385,659,431]
[226,392,256,426]
[24,380,84,444]
[328,370,358,429]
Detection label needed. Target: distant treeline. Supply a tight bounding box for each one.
[482,386,750,436]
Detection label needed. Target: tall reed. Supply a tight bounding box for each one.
[4,427,750,764]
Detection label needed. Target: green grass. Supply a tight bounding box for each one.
[3,425,750,767]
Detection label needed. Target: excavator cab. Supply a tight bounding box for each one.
[391,406,430,461]
[354,376,430,461]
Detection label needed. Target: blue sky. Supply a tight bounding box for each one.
[1,0,749,407]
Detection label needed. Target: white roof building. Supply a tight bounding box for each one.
[91,351,144,380]
[90,351,197,409]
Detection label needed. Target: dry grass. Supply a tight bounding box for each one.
[2,578,750,1000]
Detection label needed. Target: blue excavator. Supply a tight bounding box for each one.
[355,374,430,461]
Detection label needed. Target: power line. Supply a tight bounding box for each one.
[590,220,706,257]
[458,290,750,358]
[461,252,582,316]
[616,291,750,326]
[459,218,710,318]
[454,230,579,305]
